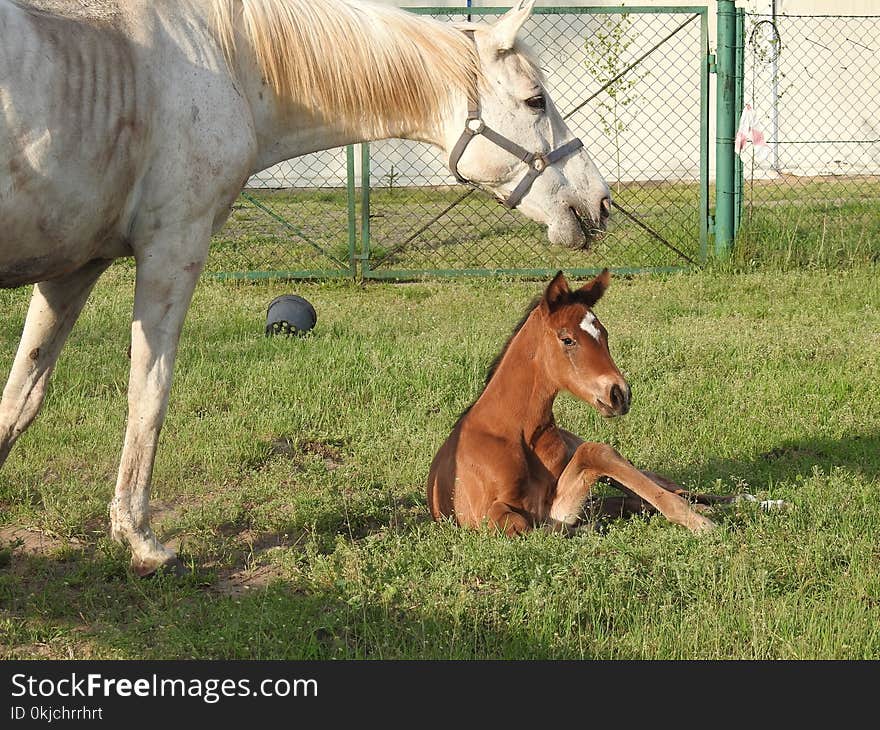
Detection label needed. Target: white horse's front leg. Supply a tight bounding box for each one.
[0,259,112,467]
[109,226,209,576]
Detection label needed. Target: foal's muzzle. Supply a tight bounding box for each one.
[596,381,631,417]
[609,382,631,416]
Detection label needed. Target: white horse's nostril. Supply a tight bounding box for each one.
[600,196,611,218]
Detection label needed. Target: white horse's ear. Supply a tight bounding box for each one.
[489,0,536,52]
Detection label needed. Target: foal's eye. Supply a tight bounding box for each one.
[525,94,546,112]
[561,336,576,347]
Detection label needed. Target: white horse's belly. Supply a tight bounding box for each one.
[0,202,132,288]
[0,117,143,286]
[0,4,145,286]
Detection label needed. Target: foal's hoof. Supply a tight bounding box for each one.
[131,555,189,579]
[758,499,788,512]
[690,514,717,533]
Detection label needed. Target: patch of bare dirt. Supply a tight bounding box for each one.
[0,526,73,556]
[236,529,290,552]
[2,627,104,660]
[214,563,286,597]
[1,642,61,660]
[207,524,305,596]
[267,437,346,471]
[759,446,823,461]
[149,497,203,553]
[150,499,187,524]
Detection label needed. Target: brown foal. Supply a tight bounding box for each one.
[428,270,739,536]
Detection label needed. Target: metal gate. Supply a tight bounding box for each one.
[207,6,711,281]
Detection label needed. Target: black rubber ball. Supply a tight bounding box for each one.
[265,294,317,336]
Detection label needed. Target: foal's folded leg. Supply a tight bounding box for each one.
[550,464,664,529]
[549,459,603,530]
[487,501,531,536]
[556,443,715,533]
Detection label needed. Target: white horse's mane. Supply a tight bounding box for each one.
[212,0,483,135]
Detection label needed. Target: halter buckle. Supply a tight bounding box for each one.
[531,155,547,172]
[466,118,485,134]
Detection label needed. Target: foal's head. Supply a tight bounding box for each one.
[536,270,631,417]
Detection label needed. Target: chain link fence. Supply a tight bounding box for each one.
[208,147,356,279]
[206,6,710,280]
[737,12,880,267]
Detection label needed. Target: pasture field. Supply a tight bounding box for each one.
[1,262,880,659]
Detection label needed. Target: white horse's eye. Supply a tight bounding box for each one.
[525,94,546,112]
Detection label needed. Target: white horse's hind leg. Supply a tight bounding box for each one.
[109,226,210,576]
[0,259,112,466]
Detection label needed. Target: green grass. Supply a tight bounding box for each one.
[2,264,880,659]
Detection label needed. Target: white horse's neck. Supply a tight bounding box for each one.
[240,79,454,175]
[214,0,476,174]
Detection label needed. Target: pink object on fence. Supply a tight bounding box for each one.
[734,103,771,162]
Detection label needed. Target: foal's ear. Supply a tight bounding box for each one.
[489,0,535,51]
[576,268,611,308]
[542,270,570,312]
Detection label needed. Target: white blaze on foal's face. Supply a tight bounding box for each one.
[579,311,601,342]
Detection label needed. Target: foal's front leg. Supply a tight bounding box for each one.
[551,442,715,533]
[109,224,210,576]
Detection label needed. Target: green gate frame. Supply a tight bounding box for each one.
[210,146,359,282]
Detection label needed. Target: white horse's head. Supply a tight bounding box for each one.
[215,0,608,246]
[442,1,610,248]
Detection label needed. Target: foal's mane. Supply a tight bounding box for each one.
[451,297,540,424]
[212,0,481,136]
[483,297,542,387]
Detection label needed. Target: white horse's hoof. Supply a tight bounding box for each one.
[131,554,188,578]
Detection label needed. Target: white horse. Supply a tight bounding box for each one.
[0,0,610,575]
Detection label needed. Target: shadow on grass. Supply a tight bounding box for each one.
[0,538,576,660]
[663,430,880,492]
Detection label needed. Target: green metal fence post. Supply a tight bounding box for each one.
[346,145,357,277]
[360,142,371,278]
[715,0,738,257]
[699,8,710,263]
[733,7,745,237]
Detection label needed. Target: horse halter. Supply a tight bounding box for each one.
[448,30,585,209]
